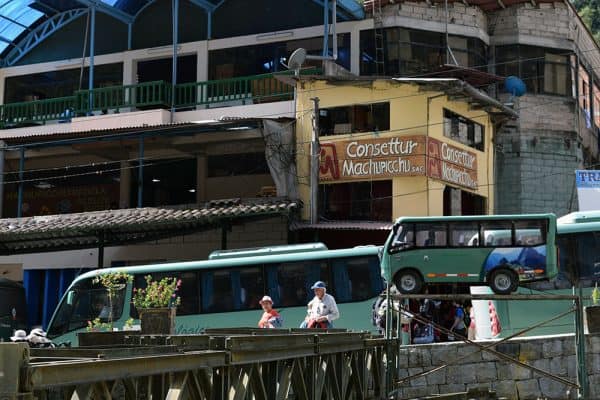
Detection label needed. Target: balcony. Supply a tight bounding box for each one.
[0,70,314,130]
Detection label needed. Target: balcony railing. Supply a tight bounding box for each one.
[0,69,317,129]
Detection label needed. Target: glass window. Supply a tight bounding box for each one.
[48,278,126,337]
[319,180,392,221]
[415,223,447,247]
[480,221,512,247]
[514,220,547,246]
[332,256,384,302]
[443,109,484,151]
[319,102,390,136]
[131,271,199,318]
[239,267,265,310]
[495,45,571,96]
[449,222,479,247]
[277,260,329,307]
[575,232,600,286]
[392,223,415,248]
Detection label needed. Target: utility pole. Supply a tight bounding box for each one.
[311,97,320,224]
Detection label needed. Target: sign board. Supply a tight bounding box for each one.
[576,170,600,211]
[319,135,478,190]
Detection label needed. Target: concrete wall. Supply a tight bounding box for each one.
[395,333,600,399]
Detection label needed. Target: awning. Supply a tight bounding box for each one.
[290,221,393,231]
[0,197,300,255]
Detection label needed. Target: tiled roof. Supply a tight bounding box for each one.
[290,221,393,231]
[0,198,300,254]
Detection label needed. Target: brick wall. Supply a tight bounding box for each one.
[394,334,600,399]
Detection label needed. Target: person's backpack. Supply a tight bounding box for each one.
[461,307,471,327]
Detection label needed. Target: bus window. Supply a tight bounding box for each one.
[202,270,234,312]
[332,256,383,302]
[239,267,265,310]
[277,261,329,307]
[131,272,199,317]
[575,232,600,286]
[391,223,415,250]
[415,223,447,247]
[514,220,546,246]
[49,278,126,337]
[449,222,479,247]
[480,221,512,246]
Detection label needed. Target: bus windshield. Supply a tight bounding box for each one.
[47,278,127,338]
[381,214,557,295]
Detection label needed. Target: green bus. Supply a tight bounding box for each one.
[473,210,600,339]
[380,214,558,295]
[46,243,384,346]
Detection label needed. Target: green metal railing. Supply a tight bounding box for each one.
[0,68,319,129]
[0,96,76,127]
[75,80,171,114]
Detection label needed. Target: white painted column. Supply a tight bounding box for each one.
[350,26,361,75]
[197,41,209,82]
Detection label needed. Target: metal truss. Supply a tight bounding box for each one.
[2,8,88,67]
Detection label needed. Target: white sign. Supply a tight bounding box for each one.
[576,170,600,211]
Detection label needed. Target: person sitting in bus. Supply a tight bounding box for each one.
[300,281,339,329]
[257,296,283,328]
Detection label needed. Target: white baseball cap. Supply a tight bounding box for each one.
[259,295,274,305]
[10,329,27,342]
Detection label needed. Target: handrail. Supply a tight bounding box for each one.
[0,68,320,129]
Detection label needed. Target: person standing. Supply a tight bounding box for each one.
[257,296,283,328]
[300,281,339,329]
[449,301,467,340]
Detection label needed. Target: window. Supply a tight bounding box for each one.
[514,220,547,246]
[239,267,265,310]
[131,271,200,318]
[575,232,600,286]
[449,222,479,247]
[496,45,571,96]
[200,267,265,313]
[360,28,487,76]
[415,223,447,247]
[443,110,484,151]
[392,223,415,248]
[277,260,329,307]
[480,221,512,247]
[319,102,390,136]
[332,256,384,302]
[319,180,392,221]
[208,153,269,177]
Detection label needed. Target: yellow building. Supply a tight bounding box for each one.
[294,77,516,226]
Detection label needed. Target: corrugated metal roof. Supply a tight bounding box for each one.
[290,221,393,231]
[0,197,300,254]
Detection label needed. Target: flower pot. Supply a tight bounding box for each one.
[139,307,176,335]
[585,305,600,334]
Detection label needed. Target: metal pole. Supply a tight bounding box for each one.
[97,232,104,269]
[88,4,96,113]
[17,147,24,218]
[322,0,329,57]
[575,287,589,399]
[137,137,144,208]
[127,23,132,50]
[171,0,179,121]
[207,11,212,40]
[310,97,320,224]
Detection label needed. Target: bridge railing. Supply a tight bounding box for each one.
[1,330,392,400]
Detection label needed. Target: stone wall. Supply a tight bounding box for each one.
[394,334,600,399]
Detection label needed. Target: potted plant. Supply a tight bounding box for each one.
[132,275,181,335]
[584,283,600,334]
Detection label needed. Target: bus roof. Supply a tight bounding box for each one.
[74,245,381,284]
[209,243,328,260]
[558,211,600,234]
[394,213,557,224]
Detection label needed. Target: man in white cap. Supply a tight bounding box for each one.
[301,281,339,329]
[257,295,283,328]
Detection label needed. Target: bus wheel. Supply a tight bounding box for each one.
[489,268,518,294]
[395,270,423,294]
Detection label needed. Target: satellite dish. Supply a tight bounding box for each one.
[287,48,307,75]
[504,76,526,97]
